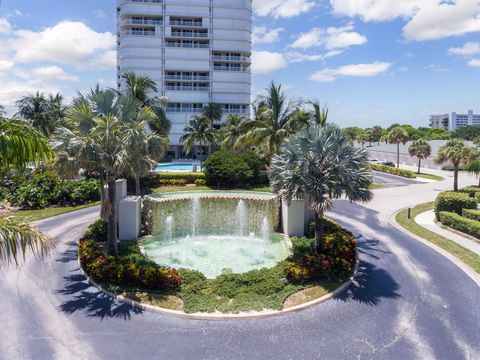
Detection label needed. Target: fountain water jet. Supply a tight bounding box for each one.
[261,217,269,242]
[191,196,201,237]
[165,215,174,242]
[236,200,247,236]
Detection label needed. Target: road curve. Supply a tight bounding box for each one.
[1,171,480,360]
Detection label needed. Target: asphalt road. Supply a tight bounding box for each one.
[1,171,479,360]
[373,171,420,187]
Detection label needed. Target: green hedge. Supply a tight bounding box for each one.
[463,209,480,222]
[143,172,205,190]
[439,211,480,239]
[477,192,480,203]
[434,191,477,220]
[370,164,417,178]
[459,186,480,197]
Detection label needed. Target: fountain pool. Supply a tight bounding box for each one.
[141,192,289,278]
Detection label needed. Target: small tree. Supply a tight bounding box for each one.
[180,115,215,164]
[371,126,383,146]
[408,139,432,174]
[269,124,373,253]
[436,139,474,191]
[388,126,409,168]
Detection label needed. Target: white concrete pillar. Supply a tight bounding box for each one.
[119,196,142,241]
[282,198,306,237]
[115,179,128,216]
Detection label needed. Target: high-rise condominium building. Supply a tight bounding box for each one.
[429,114,449,131]
[116,0,252,157]
[451,110,480,131]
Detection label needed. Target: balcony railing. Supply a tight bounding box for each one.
[170,31,208,38]
[213,65,249,72]
[212,55,250,62]
[124,29,157,36]
[166,42,209,49]
[169,20,203,27]
[128,0,162,3]
[165,75,210,81]
[125,18,163,25]
[166,107,203,113]
[165,85,210,92]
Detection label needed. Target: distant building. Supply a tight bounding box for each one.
[429,114,449,131]
[451,110,480,131]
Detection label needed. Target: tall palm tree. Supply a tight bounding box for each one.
[238,82,309,160]
[388,126,409,168]
[0,119,53,266]
[408,139,432,174]
[269,124,373,253]
[466,158,480,187]
[124,107,169,195]
[217,114,248,151]
[180,115,215,164]
[202,103,223,155]
[15,92,66,137]
[308,100,328,126]
[0,104,6,118]
[122,71,171,136]
[436,139,474,191]
[371,126,383,146]
[54,89,138,256]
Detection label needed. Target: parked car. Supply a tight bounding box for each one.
[378,161,396,167]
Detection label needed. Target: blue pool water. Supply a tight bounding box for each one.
[154,163,201,172]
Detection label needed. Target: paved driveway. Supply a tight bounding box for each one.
[1,171,479,359]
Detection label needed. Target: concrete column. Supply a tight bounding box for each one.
[119,196,142,241]
[115,179,128,216]
[282,198,306,237]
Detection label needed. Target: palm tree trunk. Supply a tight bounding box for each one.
[107,173,118,256]
[135,173,141,196]
[314,211,325,254]
[418,158,421,174]
[453,164,459,192]
[397,143,400,168]
[274,196,282,233]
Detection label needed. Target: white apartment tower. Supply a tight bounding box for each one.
[116,0,252,157]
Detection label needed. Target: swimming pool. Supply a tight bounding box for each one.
[154,163,202,172]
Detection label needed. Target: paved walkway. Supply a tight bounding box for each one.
[415,210,480,256]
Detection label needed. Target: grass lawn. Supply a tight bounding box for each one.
[396,202,480,274]
[370,182,386,190]
[10,201,100,223]
[415,173,444,181]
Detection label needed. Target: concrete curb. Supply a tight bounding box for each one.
[78,255,360,321]
[390,209,480,288]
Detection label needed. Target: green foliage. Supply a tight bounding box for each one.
[60,178,101,205]
[305,217,341,238]
[454,126,480,141]
[194,178,207,186]
[84,219,108,243]
[439,212,480,239]
[434,191,478,220]
[142,172,206,192]
[463,209,480,222]
[459,186,480,197]
[203,150,262,187]
[157,179,187,186]
[370,164,417,178]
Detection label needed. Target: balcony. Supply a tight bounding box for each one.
[124,29,157,36]
[123,18,163,26]
[170,31,208,39]
[165,85,209,92]
[166,107,203,113]
[213,65,250,72]
[212,55,250,62]
[122,0,162,3]
[166,42,209,49]
[165,75,210,81]
[169,20,203,27]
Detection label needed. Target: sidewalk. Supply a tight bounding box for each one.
[415,210,480,256]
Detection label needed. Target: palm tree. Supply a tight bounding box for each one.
[122,71,171,136]
[408,139,432,174]
[436,139,474,191]
[308,100,328,126]
[0,119,53,266]
[202,103,223,155]
[180,115,215,164]
[238,82,309,160]
[217,114,247,151]
[388,126,409,168]
[15,92,66,137]
[269,124,373,253]
[124,107,169,195]
[0,104,6,118]
[466,158,480,187]
[54,89,137,256]
[371,126,383,146]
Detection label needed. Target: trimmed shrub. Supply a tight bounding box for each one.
[291,237,314,259]
[203,151,257,188]
[142,172,205,191]
[84,219,108,243]
[370,164,417,178]
[305,217,341,238]
[194,178,207,186]
[463,209,480,222]
[459,186,480,197]
[9,171,61,209]
[477,192,480,203]
[60,178,101,205]
[157,179,187,186]
[434,191,477,220]
[439,212,480,239]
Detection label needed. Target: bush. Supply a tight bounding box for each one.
[203,151,259,188]
[143,172,205,191]
[434,191,477,220]
[463,209,480,222]
[291,237,314,259]
[157,179,187,186]
[439,212,480,239]
[459,186,480,197]
[305,217,341,238]
[195,178,206,186]
[60,178,101,205]
[84,219,108,243]
[477,193,480,203]
[370,164,417,178]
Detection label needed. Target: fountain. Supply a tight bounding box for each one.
[141,191,288,278]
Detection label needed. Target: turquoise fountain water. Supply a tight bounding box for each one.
[141,192,289,278]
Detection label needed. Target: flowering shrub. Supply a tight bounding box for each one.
[195,178,207,186]
[79,223,182,291]
[157,179,187,186]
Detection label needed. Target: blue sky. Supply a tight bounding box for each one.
[0,0,479,128]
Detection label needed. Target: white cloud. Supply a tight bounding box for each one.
[253,27,284,44]
[311,61,392,82]
[330,0,480,42]
[423,64,450,73]
[0,59,14,71]
[291,25,367,50]
[16,66,79,82]
[448,42,480,56]
[251,51,288,74]
[0,18,12,35]
[94,9,106,18]
[7,21,116,69]
[285,50,342,63]
[253,0,315,19]
[468,59,480,67]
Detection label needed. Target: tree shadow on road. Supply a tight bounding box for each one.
[55,241,79,263]
[56,273,144,321]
